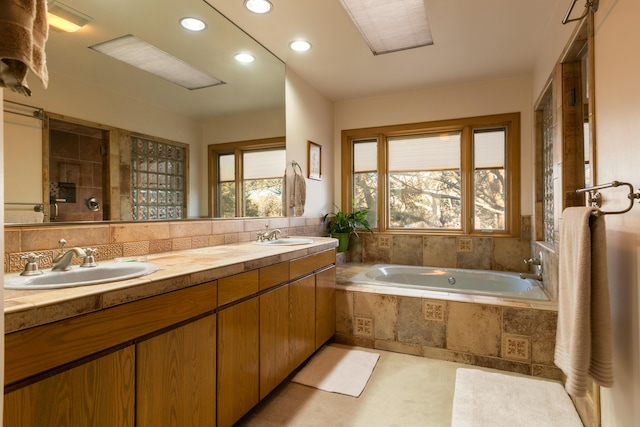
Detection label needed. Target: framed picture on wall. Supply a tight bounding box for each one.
[308,141,322,180]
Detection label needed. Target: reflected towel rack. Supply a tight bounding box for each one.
[576,181,640,215]
[4,202,45,212]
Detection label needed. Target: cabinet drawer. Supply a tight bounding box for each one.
[290,249,335,280]
[218,270,259,306]
[5,281,217,387]
[259,262,290,291]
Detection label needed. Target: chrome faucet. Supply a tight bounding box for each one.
[521,251,543,281]
[256,225,282,241]
[263,229,282,241]
[52,239,86,271]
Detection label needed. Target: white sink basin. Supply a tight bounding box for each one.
[253,238,314,246]
[4,262,160,290]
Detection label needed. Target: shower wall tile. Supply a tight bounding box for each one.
[502,307,534,336]
[362,233,391,264]
[354,293,398,341]
[423,236,457,268]
[335,289,354,336]
[446,302,501,357]
[456,237,493,270]
[398,296,445,348]
[492,237,530,272]
[390,235,423,265]
[531,309,557,365]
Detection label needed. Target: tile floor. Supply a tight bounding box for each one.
[238,344,526,426]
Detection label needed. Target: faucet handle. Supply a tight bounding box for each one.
[58,238,67,252]
[81,248,98,268]
[20,253,44,276]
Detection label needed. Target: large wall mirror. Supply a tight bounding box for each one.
[3,0,286,225]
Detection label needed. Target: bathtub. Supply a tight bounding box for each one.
[348,264,549,301]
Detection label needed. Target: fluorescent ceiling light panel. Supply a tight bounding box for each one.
[89,35,224,90]
[47,1,92,32]
[339,0,434,55]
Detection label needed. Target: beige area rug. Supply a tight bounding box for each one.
[451,368,583,427]
[291,345,380,397]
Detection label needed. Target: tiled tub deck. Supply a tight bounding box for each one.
[335,263,562,380]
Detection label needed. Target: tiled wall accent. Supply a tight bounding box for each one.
[4,217,324,273]
[335,288,562,380]
[346,215,533,273]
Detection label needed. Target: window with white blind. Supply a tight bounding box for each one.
[343,113,520,235]
[208,138,286,218]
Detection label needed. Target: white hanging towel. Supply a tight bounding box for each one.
[290,162,306,216]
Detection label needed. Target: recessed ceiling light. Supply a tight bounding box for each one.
[90,35,224,90]
[179,17,206,32]
[234,53,255,63]
[244,0,272,14]
[289,40,311,52]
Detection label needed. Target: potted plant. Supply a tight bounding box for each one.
[322,205,374,252]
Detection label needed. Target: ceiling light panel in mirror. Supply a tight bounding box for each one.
[3,0,286,225]
[46,0,285,119]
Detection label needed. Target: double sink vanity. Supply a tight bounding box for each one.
[4,236,337,427]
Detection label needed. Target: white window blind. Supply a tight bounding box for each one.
[219,154,235,181]
[474,130,505,168]
[388,133,460,171]
[243,149,286,179]
[354,139,377,172]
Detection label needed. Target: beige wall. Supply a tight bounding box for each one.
[3,72,205,215]
[592,0,640,425]
[285,69,335,218]
[334,75,534,215]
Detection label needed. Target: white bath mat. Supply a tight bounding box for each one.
[451,368,583,427]
[291,345,380,397]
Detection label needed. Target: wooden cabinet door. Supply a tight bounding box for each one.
[217,298,260,427]
[4,346,135,427]
[259,284,290,399]
[136,314,216,427]
[315,266,336,349]
[289,275,316,371]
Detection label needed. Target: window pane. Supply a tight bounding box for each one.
[473,129,506,231]
[243,149,286,179]
[473,169,505,230]
[219,154,235,182]
[354,139,377,172]
[389,133,460,171]
[474,130,505,168]
[353,139,378,227]
[389,170,461,229]
[218,182,236,218]
[243,178,283,217]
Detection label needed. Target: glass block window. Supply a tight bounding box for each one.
[542,95,554,244]
[131,136,187,220]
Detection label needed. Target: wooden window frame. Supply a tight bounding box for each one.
[208,137,285,217]
[341,113,521,236]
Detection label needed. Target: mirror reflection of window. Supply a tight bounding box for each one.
[210,138,286,218]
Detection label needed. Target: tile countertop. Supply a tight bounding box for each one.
[4,237,338,334]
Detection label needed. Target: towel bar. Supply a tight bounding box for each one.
[576,181,640,215]
[4,202,44,212]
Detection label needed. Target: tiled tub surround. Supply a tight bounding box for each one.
[335,264,562,380]
[4,216,324,274]
[4,236,337,333]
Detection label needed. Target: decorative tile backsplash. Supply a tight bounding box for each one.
[4,217,325,273]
